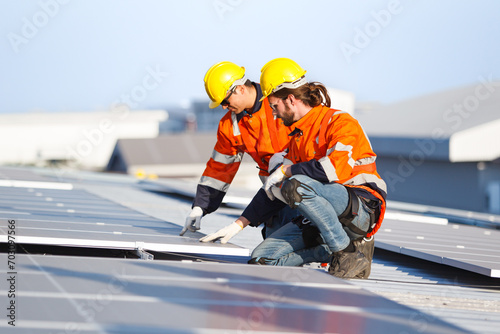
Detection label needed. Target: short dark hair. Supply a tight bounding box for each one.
[243,79,253,88]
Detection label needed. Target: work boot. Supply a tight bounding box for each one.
[354,237,375,279]
[328,243,370,279]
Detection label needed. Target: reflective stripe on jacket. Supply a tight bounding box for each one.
[286,105,387,235]
[194,85,293,214]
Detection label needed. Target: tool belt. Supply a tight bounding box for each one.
[338,186,380,237]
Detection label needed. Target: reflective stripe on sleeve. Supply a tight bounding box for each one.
[199,176,231,192]
[343,173,387,195]
[319,156,339,182]
[326,142,355,168]
[355,156,376,166]
[211,150,243,165]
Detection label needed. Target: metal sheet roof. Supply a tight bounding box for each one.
[355,81,500,138]
[354,82,500,162]
[349,249,500,334]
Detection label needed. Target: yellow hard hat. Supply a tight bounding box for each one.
[204,61,246,109]
[259,58,307,101]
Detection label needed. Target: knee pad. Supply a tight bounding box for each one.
[281,178,313,209]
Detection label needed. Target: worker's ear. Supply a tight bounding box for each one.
[287,94,297,106]
[234,85,244,95]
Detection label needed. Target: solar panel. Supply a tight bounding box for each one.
[388,200,500,229]
[0,167,54,183]
[0,253,469,333]
[375,215,500,278]
[0,172,248,258]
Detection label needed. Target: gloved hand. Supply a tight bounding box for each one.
[270,185,286,203]
[268,151,287,174]
[263,166,287,200]
[199,222,243,244]
[179,206,203,236]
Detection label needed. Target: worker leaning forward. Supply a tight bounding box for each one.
[205,58,387,279]
[180,61,298,240]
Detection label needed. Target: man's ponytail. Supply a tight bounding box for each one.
[271,82,331,108]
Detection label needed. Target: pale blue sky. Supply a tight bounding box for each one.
[1,0,499,114]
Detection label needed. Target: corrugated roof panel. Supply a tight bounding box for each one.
[350,249,500,334]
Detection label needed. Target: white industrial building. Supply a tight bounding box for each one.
[0,109,168,170]
[356,80,500,213]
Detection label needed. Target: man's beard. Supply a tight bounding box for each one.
[281,107,295,126]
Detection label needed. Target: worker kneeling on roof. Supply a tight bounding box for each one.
[202,58,387,279]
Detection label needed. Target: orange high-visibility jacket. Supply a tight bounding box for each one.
[285,105,387,236]
[193,84,293,214]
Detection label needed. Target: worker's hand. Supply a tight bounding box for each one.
[180,206,203,236]
[263,166,287,200]
[268,151,287,174]
[270,185,287,203]
[199,222,243,244]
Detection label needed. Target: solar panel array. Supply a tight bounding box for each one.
[0,168,248,258]
[0,166,491,333]
[376,212,500,278]
[0,253,469,333]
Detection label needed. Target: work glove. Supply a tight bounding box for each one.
[199,222,243,244]
[263,166,287,200]
[268,151,287,174]
[179,206,203,236]
[270,184,286,203]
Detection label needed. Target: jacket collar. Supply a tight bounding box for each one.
[236,82,263,122]
[288,105,323,136]
[248,82,263,115]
